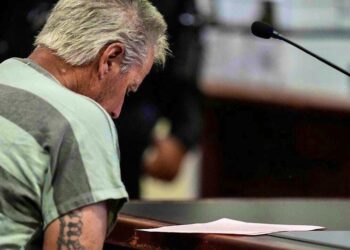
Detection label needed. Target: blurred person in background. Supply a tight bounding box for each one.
[116,0,203,198]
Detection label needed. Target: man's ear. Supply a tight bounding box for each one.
[98,42,125,80]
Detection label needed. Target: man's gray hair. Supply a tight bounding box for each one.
[35,0,168,70]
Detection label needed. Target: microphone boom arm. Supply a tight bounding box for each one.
[275,34,350,77]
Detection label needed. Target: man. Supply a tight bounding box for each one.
[0,0,168,249]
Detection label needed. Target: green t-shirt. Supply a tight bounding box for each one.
[0,58,128,249]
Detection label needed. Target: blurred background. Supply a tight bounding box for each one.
[1,0,350,200]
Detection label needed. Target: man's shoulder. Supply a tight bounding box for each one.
[0,58,112,126]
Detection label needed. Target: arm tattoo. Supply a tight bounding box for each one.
[57,209,86,250]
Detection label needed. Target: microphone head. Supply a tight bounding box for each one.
[251,21,274,39]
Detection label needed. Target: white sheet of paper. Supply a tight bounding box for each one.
[139,218,324,235]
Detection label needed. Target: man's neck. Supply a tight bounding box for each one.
[28,47,95,93]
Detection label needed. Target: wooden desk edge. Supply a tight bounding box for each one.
[200,82,350,115]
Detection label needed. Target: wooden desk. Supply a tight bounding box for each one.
[106,199,350,249]
[199,83,350,197]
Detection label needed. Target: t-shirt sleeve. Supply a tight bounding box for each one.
[41,103,128,232]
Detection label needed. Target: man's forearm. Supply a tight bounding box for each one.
[43,203,108,250]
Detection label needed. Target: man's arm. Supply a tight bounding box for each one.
[43,202,108,250]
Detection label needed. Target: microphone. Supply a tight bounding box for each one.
[251,21,350,77]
